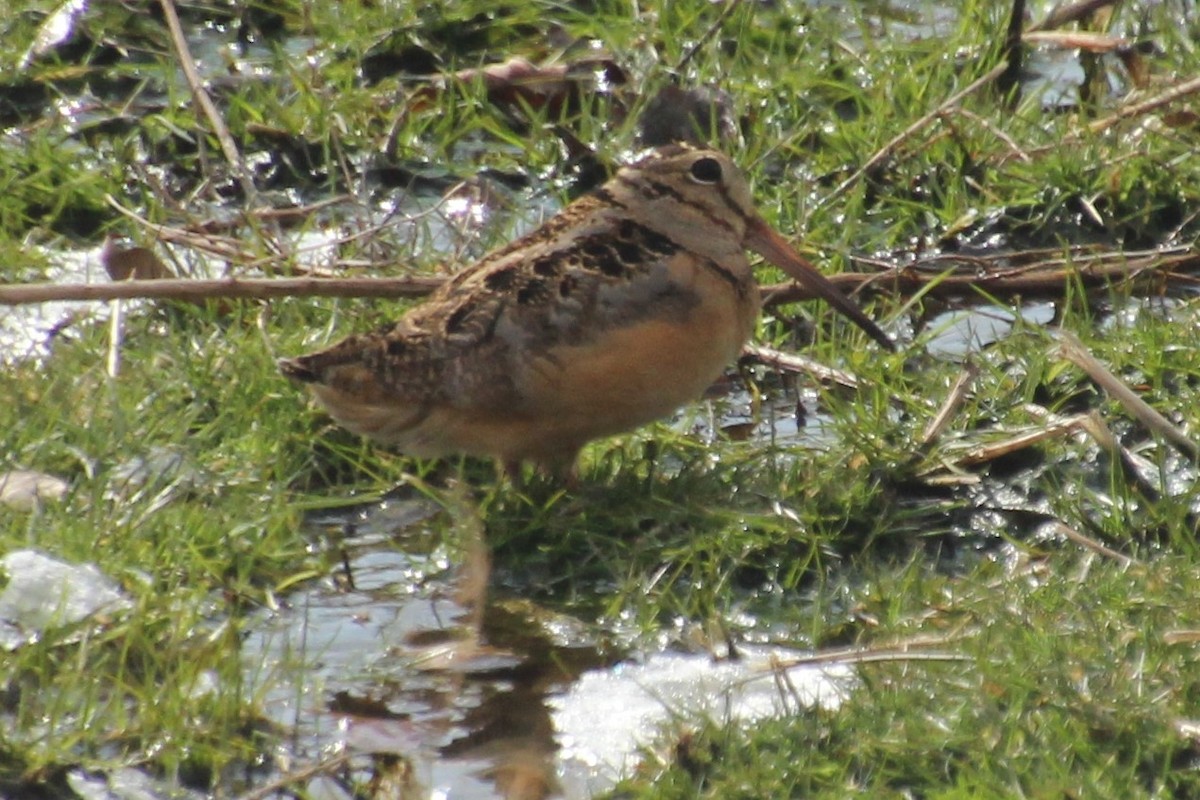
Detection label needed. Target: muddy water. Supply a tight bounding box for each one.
[243,485,854,800]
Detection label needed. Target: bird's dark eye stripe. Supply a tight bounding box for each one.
[689,156,723,184]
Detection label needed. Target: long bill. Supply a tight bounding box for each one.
[744,217,895,352]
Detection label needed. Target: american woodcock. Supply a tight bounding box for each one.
[279,144,894,478]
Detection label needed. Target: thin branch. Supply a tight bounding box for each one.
[236,753,352,800]
[741,342,860,389]
[931,413,1087,471]
[997,0,1026,99]
[761,246,1198,308]
[919,362,980,448]
[994,72,1200,165]
[1055,328,1200,462]
[1086,73,1200,135]
[159,0,257,203]
[675,0,744,73]
[766,635,978,671]
[0,276,444,306]
[1025,403,1165,502]
[1030,0,1120,32]
[4,244,1197,307]
[1052,521,1139,567]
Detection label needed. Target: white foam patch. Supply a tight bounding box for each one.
[550,646,853,798]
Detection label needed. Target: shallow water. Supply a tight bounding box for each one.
[242,502,853,799]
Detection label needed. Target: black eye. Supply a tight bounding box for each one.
[689,156,722,184]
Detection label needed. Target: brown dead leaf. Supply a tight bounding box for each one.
[1161,109,1200,129]
[720,422,756,441]
[1021,30,1131,52]
[100,237,238,314]
[1115,45,1152,90]
[408,55,626,117]
[101,238,175,281]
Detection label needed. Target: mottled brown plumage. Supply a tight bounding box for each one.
[279,144,892,477]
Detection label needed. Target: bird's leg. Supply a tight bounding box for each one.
[501,460,525,486]
[537,449,582,492]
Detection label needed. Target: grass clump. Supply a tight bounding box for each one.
[0,309,320,790]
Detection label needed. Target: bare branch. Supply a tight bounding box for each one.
[1056,328,1200,462]
[159,0,257,204]
[0,276,443,306]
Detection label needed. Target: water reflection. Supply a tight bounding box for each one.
[924,302,1057,358]
[244,534,851,799]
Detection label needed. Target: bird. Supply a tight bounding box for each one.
[279,143,893,481]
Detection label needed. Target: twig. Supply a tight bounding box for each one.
[778,649,973,666]
[0,276,444,306]
[932,413,1086,470]
[1055,328,1200,462]
[919,362,980,448]
[675,0,744,73]
[760,246,1197,308]
[4,243,1196,308]
[997,0,1026,99]
[954,107,1033,163]
[994,73,1200,165]
[106,195,256,265]
[1025,403,1164,502]
[741,342,860,389]
[159,0,258,204]
[1086,73,1200,135]
[1029,0,1120,32]
[766,634,977,671]
[821,62,1009,206]
[236,752,352,800]
[5,237,1198,309]
[1051,521,1139,567]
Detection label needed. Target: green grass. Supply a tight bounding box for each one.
[2,0,1200,795]
[612,554,1200,798]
